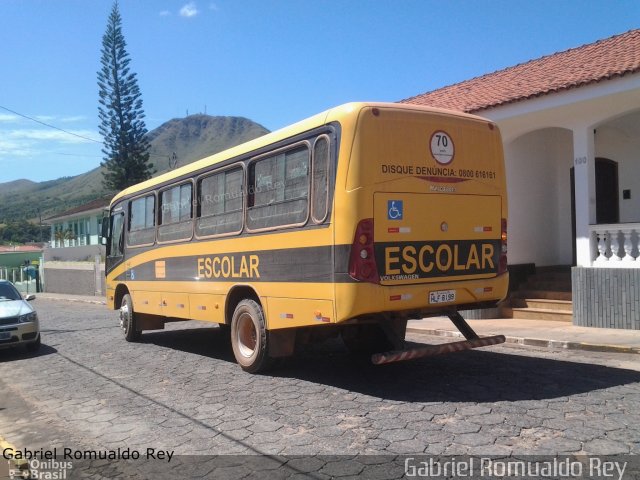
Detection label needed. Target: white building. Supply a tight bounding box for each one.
[403,29,640,330]
[45,198,109,261]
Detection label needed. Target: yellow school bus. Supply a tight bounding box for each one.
[104,102,508,372]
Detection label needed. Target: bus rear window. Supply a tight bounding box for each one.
[312,135,330,223]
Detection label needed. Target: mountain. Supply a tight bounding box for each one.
[0,179,39,194]
[0,115,269,222]
[147,115,269,171]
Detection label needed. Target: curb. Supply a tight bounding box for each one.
[504,336,640,354]
[406,327,640,355]
[37,295,106,306]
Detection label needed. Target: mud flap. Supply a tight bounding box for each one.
[268,328,296,358]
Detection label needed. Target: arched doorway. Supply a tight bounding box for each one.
[505,127,574,267]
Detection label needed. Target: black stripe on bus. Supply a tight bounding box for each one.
[114,239,501,285]
[117,245,352,284]
[374,240,502,280]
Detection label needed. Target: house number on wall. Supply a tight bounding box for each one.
[574,156,587,166]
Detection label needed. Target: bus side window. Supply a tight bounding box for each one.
[247,144,310,230]
[196,167,243,237]
[312,135,330,223]
[128,194,156,246]
[158,182,194,242]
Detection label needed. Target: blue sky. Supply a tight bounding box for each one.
[0,0,638,184]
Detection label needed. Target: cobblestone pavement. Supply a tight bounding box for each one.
[0,299,639,478]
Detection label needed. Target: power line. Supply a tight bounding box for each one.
[56,151,170,159]
[55,152,103,157]
[0,104,102,144]
[2,104,175,161]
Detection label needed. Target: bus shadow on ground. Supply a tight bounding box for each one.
[276,340,640,403]
[137,327,640,403]
[142,325,235,362]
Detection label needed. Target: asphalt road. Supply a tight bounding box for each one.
[1,299,639,479]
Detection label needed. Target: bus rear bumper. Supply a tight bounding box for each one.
[371,334,506,365]
[370,309,505,365]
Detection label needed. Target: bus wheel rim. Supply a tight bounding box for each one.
[237,312,257,358]
[120,303,129,332]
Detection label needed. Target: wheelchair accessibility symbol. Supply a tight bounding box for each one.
[388,200,403,220]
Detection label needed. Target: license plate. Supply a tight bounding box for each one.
[0,332,10,340]
[429,289,456,304]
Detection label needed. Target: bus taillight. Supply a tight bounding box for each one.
[349,218,380,284]
[499,218,508,275]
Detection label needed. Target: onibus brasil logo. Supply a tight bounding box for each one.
[3,458,72,479]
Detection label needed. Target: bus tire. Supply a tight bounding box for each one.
[120,294,141,342]
[231,299,272,373]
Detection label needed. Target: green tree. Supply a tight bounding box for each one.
[0,220,48,245]
[97,1,153,191]
[53,227,75,246]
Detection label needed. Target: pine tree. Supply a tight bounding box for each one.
[98,1,153,191]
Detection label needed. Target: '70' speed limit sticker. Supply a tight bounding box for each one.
[430,131,455,165]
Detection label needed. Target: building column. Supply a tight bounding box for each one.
[572,126,596,266]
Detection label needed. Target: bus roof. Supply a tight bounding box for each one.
[110,102,488,205]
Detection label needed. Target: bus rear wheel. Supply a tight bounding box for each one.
[120,294,141,342]
[231,299,272,373]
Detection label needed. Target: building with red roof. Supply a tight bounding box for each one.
[403,30,640,329]
[402,29,640,113]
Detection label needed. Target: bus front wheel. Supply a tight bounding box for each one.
[231,299,272,373]
[120,294,141,342]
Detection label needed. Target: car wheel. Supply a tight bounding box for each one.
[120,294,141,342]
[230,299,272,373]
[25,334,41,353]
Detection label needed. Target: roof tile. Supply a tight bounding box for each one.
[401,29,640,112]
